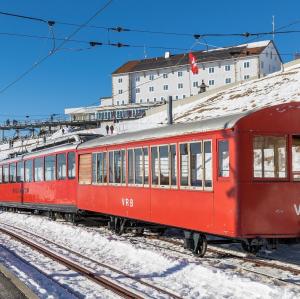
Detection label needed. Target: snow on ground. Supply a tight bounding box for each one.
[114,61,300,133]
[0,212,298,299]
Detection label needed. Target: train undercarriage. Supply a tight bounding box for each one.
[0,203,297,257]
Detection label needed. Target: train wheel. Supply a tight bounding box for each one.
[241,240,262,255]
[193,234,207,257]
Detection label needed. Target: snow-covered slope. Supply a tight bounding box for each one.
[115,60,300,133]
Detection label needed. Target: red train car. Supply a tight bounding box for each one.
[0,103,300,256]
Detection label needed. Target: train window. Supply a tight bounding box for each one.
[292,136,300,181]
[9,163,16,183]
[25,160,33,182]
[170,145,177,186]
[57,154,66,180]
[190,142,202,187]
[45,156,56,181]
[204,141,213,188]
[68,152,76,179]
[0,166,2,183]
[128,149,134,184]
[218,140,229,177]
[92,153,97,183]
[114,151,121,184]
[180,144,189,186]
[143,148,149,185]
[159,146,169,186]
[121,150,126,184]
[34,158,44,182]
[134,148,143,185]
[253,136,287,179]
[109,152,114,183]
[3,165,9,183]
[79,154,92,184]
[17,161,24,182]
[151,147,159,185]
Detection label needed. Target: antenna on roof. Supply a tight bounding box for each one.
[272,15,275,40]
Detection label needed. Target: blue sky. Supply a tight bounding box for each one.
[0,0,299,121]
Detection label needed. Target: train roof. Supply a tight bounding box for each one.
[78,111,247,150]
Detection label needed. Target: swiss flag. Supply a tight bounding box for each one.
[189,52,199,74]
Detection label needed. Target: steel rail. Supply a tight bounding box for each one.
[0,226,146,299]
[0,223,182,299]
[145,235,300,277]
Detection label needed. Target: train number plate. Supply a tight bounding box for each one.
[121,198,134,208]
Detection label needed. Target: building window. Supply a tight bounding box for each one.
[178,83,183,89]
[117,101,119,105]
[183,95,186,98]
[270,52,273,59]
[140,99,143,103]
[122,100,124,105]
[209,80,214,86]
[202,65,205,70]
[178,71,183,77]
[163,85,168,90]
[149,86,154,92]
[175,95,179,100]
[244,75,250,80]
[147,98,150,103]
[136,76,140,82]
[225,65,231,71]
[163,73,168,79]
[218,140,229,177]
[153,97,156,102]
[261,61,264,68]
[244,61,250,68]
[118,78,122,83]
[118,90,122,94]
[136,88,140,94]
[225,78,231,84]
[193,81,198,87]
[209,67,214,73]
[149,74,154,80]
[253,136,287,178]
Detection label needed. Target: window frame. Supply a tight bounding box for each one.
[217,139,230,180]
[67,152,76,179]
[179,140,213,191]
[127,146,149,188]
[291,134,300,181]
[252,134,289,181]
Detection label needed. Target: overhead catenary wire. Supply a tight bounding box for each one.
[2,9,300,39]
[0,0,114,95]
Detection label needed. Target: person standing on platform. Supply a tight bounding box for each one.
[110,125,114,135]
[105,124,109,135]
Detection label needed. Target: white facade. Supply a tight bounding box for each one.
[112,41,282,105]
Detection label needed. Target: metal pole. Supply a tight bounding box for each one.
[168,96,173,125]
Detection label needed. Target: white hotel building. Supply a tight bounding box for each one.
[112,40,282,105]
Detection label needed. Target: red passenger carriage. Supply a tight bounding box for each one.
[0,103,300,256]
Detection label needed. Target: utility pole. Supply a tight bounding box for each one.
[272,15,275,40]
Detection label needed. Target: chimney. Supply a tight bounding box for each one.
[165,51,171,59]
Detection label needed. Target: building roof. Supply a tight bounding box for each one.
[78,111,247,150]
[112,40,272,75]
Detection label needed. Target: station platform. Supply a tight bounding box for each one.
[0,264,38,299]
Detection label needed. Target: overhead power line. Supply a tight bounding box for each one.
[0,0,114,95]
[2,9,300,39]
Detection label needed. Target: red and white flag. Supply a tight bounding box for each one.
[189,52,199,74]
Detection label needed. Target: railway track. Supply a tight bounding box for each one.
[130,234,300,287]
[0,223,182,299]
